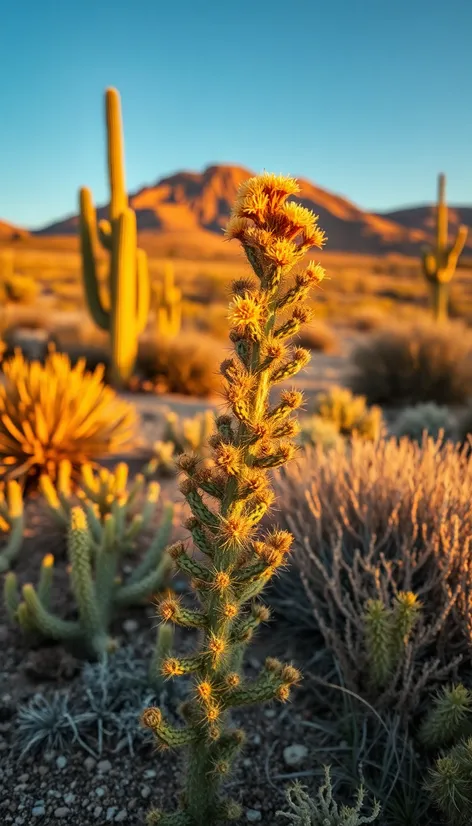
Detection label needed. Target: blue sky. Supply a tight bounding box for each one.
[1,0,471,228]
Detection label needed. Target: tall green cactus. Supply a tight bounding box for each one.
[152,262,182,337]
[79,87,150,386]
[421,173,468,322]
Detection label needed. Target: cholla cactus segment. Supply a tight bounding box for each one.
[141,173,326,825]
[314,386,383,441]
[420,684,472,748]
[276,768,381,825]
[8,472,174,657]
[152,263,182,338]
[143,410,215,480]
[0,480,25,572]
[364,592,421,690]
[0,349,135,488]
[426,737,472,825]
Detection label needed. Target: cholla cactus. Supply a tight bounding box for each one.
[427,737,472,825]
[364,592,421,690]
[5,474,174,655]
[393,402,457,443]
[143,410,215,479]
[419,684,472,749]
[314,386,383,441]
[152,263,182,338]
[276,768,381,825]
[0,480,24,572]
[0,349,135,489]
[141,173,327,825]
[421,173,468,323]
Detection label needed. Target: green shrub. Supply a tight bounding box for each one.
[392,402,457,443]
[350,321,472,405]
[136,332,224,397]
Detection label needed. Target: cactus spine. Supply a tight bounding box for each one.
[79,88,150,386]
[141,173,327,826]
[421,173,468,322]
[153,263,182,337]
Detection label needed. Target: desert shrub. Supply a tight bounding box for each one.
[297,321,339,353]
[298,415,344,450]
[2,320,55,362]
[350,320,472,405]
[457,402,472,446]
[0,349,135,488]
[271,437,472,715]
[15,646,186,759]
[392,403,457,443]
[57,341,111,378]
[135,332,223,397]
[346,306,387,332]
[277,767,381,825]
[143,409,215,478]
[314,386,383,441]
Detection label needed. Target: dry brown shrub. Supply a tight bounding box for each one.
[350,320,472,406]
[272,437,472,715]
[136,332,224,397]
[296,321,339,353]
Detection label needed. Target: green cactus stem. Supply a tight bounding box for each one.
[79,87,150,387]
[421,173,468,322]
[0,480,25,573]
[152,263,182,338]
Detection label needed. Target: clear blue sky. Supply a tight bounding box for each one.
[1,0,471,229]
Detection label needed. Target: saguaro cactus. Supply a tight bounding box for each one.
[79,88,150,386]
[421,173,468,322]
[152,263,182,337]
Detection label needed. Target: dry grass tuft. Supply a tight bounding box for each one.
[272,436,472,715]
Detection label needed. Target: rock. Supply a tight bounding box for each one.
[55,756,67,770]
[122,619,139,634]
[252,734,261,745]
[246,810,262,822]
[93,807,103,819]
[143,769,156,779]
[31,804,45,817]
[84,757,96,771]
[54,808,69,818]
[264,709,276,718]
[114,812,127,823]
[283,744,309,767]
[63,794,75,805]
[243,757,252,767]
[38,767,48,777]
[106,808,117,821]
[95,788,106,798]
[97,759,112,774]
[140,786,151,799]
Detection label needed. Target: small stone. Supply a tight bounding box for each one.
[140,786,151,799]
[63,794,75,805]
[106,808,117,821]
[122,619,138,634]
[252,734,261,745]
[54,808,69,818]
[55,756,67,770]
[95,788,106,798]
[114,812,127,823]
[246,810,262,822]
[93,807,103,819]
[143,769,156,779]
[32,805,45,818]
[84,757,96,771]
[97,759,112,774]
[243,757,252,767]
[283,744,309,767]
[38,767,48,777]
[264,709,276,718]
[18,774,29,783]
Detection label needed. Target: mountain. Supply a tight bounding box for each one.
[0,220,29,241]
[5,164,472,257]
[378,204,472,238]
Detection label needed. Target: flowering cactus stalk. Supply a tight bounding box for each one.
[0,480,24,573]
[79,88,150,386]
[421,173,468,322]
[141,173,327,826]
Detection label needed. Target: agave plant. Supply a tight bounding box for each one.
[0,348,135,489]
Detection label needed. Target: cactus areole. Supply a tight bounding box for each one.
[79,88,150,387]
[141,173,327,826]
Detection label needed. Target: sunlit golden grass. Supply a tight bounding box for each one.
[0,349,135,488]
